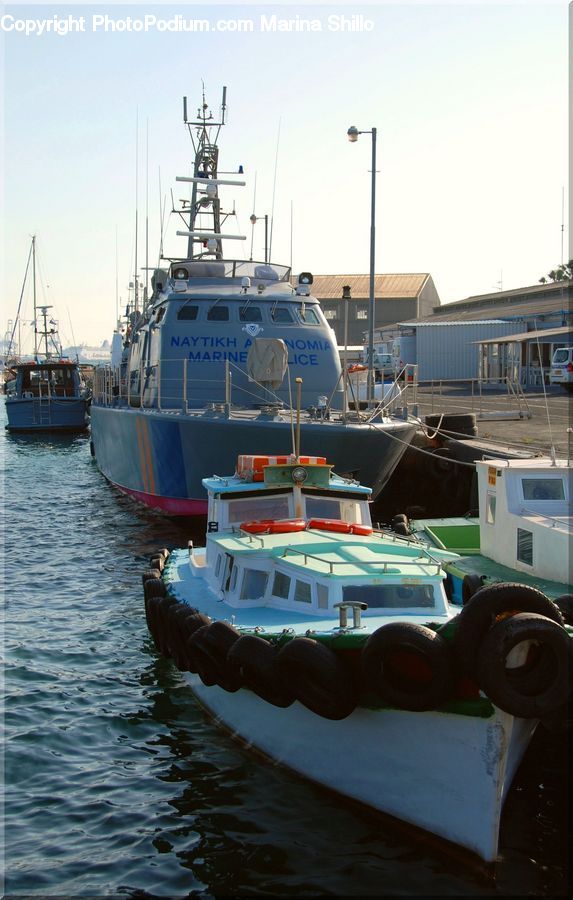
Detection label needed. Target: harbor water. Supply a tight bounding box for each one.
[2,399,570,897]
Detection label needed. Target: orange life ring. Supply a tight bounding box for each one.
[307,518,352,534]
[350,524,373,536]
[241,519,307,535]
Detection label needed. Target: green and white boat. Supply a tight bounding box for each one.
[406,457,572,609]
[142,452,572,864]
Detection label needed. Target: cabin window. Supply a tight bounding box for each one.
[177,305,199,320]
[521,478,565,501]
[343,584,435,609]
[155,307,166,323]
[240,569,268,601]
[272,571,291,599]
[214,554,222,577]
[239,306,262,322]
[317,584,329,609]
[271,307,293,323]
[230,567,238,591]
[517,529,533,566]
[207,305,229,321]
[305,496,363,523]
[294,580,312,603]
[228,495,290,525]
[298,307,319,324]
[486,493,496,525]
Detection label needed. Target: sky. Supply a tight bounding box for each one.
[1,0,569,350]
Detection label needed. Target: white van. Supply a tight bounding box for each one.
[549,346,573,391]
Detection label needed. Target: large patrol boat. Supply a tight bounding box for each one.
[90,88,416,515]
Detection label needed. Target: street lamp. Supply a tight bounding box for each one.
[347,124,377,407]
[249,212,269,263]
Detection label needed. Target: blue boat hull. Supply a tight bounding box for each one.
[90,405,416,514]
[5,397,89,432]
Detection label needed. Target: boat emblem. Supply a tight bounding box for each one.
[243,324,264,337]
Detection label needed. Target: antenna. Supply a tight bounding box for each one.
[145,117,149,308]
[268,117,281,263]
[221,85,227,124]
[115,225,119,322]
[249,172,257,260]
[134,108,139,312]
[183,96,188,123]
[290,200,293,272]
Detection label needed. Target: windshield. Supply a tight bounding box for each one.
[342,583,436,609]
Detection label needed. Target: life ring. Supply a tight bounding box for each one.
[277,637,357,720]
[475,612,572,718]
[241,518,306,535]
[361,622,454,711]
[452,582,564,677]
[350,523,373,536]
[227,634,294,707]
[187,621,242,691]
[307,518,352,534]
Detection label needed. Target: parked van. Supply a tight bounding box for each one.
[549,346,573,391]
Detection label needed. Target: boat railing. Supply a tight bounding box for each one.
[281,546,443,575]
[406,376,532,422]
[519,506,573,529]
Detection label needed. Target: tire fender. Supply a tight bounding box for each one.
[277,637,357,720]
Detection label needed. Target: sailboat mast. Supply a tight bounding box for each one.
[32,235,38,359]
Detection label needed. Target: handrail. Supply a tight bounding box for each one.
[519,505,573,528]
[281,546,443,575]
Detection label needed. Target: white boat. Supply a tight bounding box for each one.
[404,457,572,610]
[142,453,572,863]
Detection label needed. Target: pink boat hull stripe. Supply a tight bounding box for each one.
[115,483,207,516]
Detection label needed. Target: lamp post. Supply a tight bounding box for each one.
[347,124,377,407]
[249,213,269,263]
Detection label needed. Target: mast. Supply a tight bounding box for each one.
[32,235,38,359]
[176,86,246,261]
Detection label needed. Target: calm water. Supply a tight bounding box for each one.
[2,398,570,897]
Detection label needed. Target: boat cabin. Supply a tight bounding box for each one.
[187,455,452,627]
[10,361,83,399]
[477,457,572,584]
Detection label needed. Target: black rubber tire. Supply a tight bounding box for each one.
[475,613,572,718]
[453,582,565,676]
[149,555,165,572]
[393,522,411,537]
[361,622,454,711]
[155,596,179,658]
[141,568,162,586]
[166,604,202,670]
[277,637,357,720]
[144,578,167,602]
[145,595,163,650]
[89,440,95,457]
[187,621,242,691]
[391,514,408,526]
[227,634,295,707]
[554,594,573,627]
[425,413,477,439]
[462,573,484,605]
[157,548,170,560]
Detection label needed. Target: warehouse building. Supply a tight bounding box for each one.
[372,280,573,385]
[311,273,440,346]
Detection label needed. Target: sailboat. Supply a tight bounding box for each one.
[4,236,90,432]
[89,87,417,515]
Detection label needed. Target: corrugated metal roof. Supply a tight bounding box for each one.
[414,294,570,323]
[475,325,573,345]
[400,319,507,327]
[308,273,430,299]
